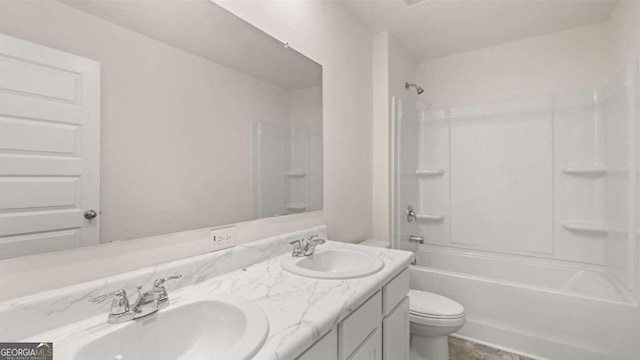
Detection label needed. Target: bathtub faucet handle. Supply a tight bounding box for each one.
[407,205,417,223]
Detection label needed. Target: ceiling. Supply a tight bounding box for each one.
[62,0,321,91]
[342,0,619,61]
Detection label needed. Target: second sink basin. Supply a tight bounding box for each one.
[65,295,268,360]
[281,248,384,279]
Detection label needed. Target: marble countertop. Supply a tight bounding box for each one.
[22,239,412,360]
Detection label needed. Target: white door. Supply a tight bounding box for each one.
[0,33,100,259]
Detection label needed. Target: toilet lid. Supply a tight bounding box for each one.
[409,290,465,319]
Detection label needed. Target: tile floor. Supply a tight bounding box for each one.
[448,337,536,360]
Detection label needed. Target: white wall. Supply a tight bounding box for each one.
[290,85,322,127]
[389,35,418,106]
[372,32,390,243]
[417,23,611,109]
[609,0,640,73]
[415,1,640,108]
[0,0,373,300]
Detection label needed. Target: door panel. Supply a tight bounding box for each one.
[0,33,100,259]
[0,209,84,237]
[0,177,80,209]
[0,54,79,102]
[0,116,79,154]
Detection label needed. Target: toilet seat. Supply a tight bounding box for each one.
[410,312,466,328]
[409,289,465,320]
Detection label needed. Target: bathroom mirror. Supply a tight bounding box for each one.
[0,0,322,259]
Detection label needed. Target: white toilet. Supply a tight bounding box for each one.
[409,289,466,360]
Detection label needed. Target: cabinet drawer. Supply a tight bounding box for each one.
[340,291,382,359]
[297,327,338,360]
[383,268,409,316]
[348,327,382,360]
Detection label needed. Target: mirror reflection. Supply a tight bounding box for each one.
[0,0,322,259]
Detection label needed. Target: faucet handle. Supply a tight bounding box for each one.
[134,285,143,301]
[307,234,319,241]
[290,239,304,257]
[90,289,130,317]
[153,275,182,288]
[90,289,127,304]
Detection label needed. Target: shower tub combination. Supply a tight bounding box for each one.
[410,245,637,360]
[392,61,640,360]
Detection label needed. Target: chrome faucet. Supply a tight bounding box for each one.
[90,275,182,324]
[289,235,326,257]
[304,235,326,256]
[89,289,132,324]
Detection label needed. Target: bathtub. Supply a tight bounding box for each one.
[409,245,640,360]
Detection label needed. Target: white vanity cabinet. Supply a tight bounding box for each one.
[297,268,410,360]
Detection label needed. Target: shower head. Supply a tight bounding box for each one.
[405,82,424,95]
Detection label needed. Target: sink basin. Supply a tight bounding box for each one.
[67,295,268,360]
[281,248,384,279]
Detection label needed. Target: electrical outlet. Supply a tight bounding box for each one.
[209,225,237,252]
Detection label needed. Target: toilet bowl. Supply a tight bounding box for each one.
[409,289,466,360]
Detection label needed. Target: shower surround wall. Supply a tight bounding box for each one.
[395,62,640,359]
[411,89,614,265]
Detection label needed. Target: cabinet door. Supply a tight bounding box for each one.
[297,327,338,360]
[383,296,410,360]
[349,328,382,360]
[340,291,382,359]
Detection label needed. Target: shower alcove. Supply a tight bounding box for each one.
[392,61,640,360]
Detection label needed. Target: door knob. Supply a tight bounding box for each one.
[84,210,98,220]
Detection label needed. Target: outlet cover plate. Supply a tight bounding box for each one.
[209,225,237,252]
